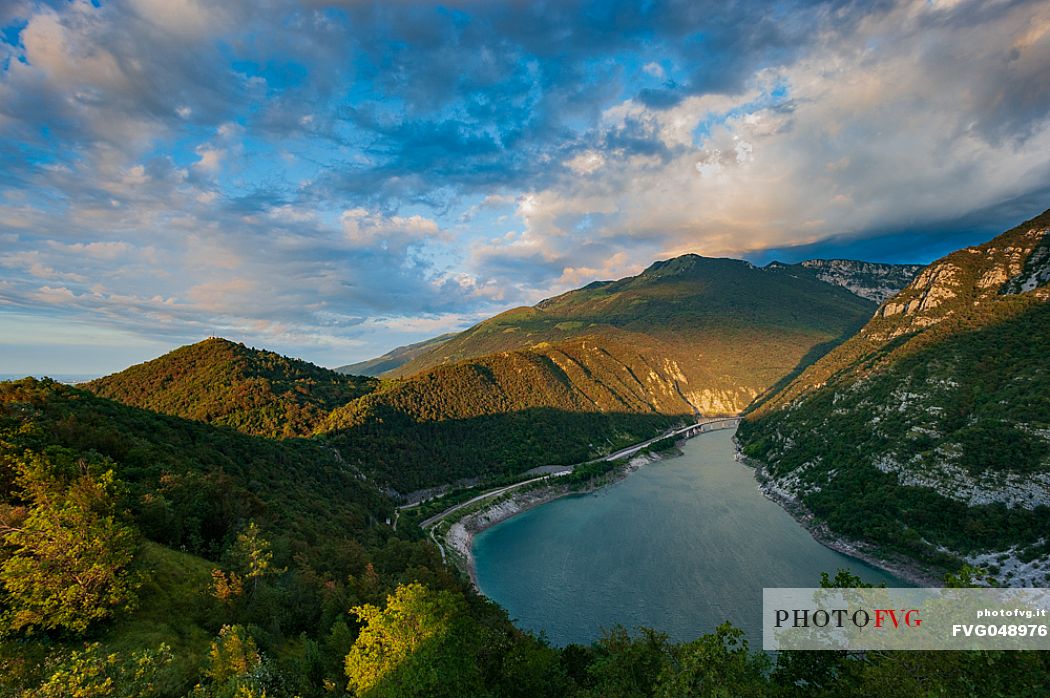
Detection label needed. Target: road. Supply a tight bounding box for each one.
[413,416,741,531]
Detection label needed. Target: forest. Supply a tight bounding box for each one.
[2,378,1048,696]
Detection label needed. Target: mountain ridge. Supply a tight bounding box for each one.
[739,208,1050,585]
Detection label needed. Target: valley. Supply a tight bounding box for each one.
[2,213,1048,695]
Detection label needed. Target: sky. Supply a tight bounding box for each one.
[1,0,1049,375]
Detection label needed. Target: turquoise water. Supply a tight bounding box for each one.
[473,429,907,646]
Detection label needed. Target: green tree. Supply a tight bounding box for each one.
[0,449,139,634]
[583,626,674,697]
[24,642,173,698]
[656,623,770,697]
[344,582,485,697]
[190,624,272,698]
[227,521,281,596]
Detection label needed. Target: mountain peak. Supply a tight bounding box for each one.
[84,339,376,437]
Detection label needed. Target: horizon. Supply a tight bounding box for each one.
[2,1,1049,374]
[0,238,1002,378]
[0,193,1037,377]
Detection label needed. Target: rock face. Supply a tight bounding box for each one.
[874,222,1050,338]
[798,259,925,303]
[739,209,1050,586]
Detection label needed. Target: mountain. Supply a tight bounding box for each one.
[84,337,377,438]
[80,255,912,491]
[738,209,1050,584]
[765,259,924,303]
[336,332,457,377]
[322,346,684,490]
[381,255,886,415]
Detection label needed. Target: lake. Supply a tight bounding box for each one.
[473,428,907,646]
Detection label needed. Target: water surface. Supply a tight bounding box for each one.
[473,429,906,646]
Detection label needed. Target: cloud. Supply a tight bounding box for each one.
[341,208,442,251]
[1,0,1048,370]
[468,0,1050,296]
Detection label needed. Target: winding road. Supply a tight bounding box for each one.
[411,417,742,533]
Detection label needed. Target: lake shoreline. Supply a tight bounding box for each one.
[444,450,666,591]
[450,422,937,604]
[733,441,944,587]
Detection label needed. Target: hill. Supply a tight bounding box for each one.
[336,332,458,377]
[738,209,1050,584]
[321,346,685,490]
[84,337,377,438]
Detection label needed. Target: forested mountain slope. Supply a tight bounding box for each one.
[739,209,1050,584]
[384,255,883,415]
[321,345,685,490]
[84,337,377,438]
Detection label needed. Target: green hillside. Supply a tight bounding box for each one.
[85,338,377,438]
[739,209,1050,583]
[387,255,886,416]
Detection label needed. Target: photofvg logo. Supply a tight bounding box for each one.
[774,606,923,631]
[763,588,1050,651]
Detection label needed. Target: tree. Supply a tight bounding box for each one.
[0,449,139,634]
[227,521,281,596]
[24,642,173,698]
[190,625,271,698]
[656,623,770,697]
[344,583,484,697]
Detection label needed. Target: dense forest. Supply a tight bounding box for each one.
[85,338,377,439]
[323,347,686,490]
[3,378,1048,696]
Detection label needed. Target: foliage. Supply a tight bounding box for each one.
[345,583,485,697]
[0,378,390,564]
[226,522,282,596]
[0,449,139,635]
[84,338,376,438]
[22,642,174,698]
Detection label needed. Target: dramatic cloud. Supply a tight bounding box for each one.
[1,0,1048,372]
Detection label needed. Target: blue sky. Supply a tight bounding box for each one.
[1,0,1049,375]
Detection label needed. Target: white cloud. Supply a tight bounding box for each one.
[485,0,1050,276]
[643,62,665,79]
[193,146,224,173]
[341,208,442,250]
